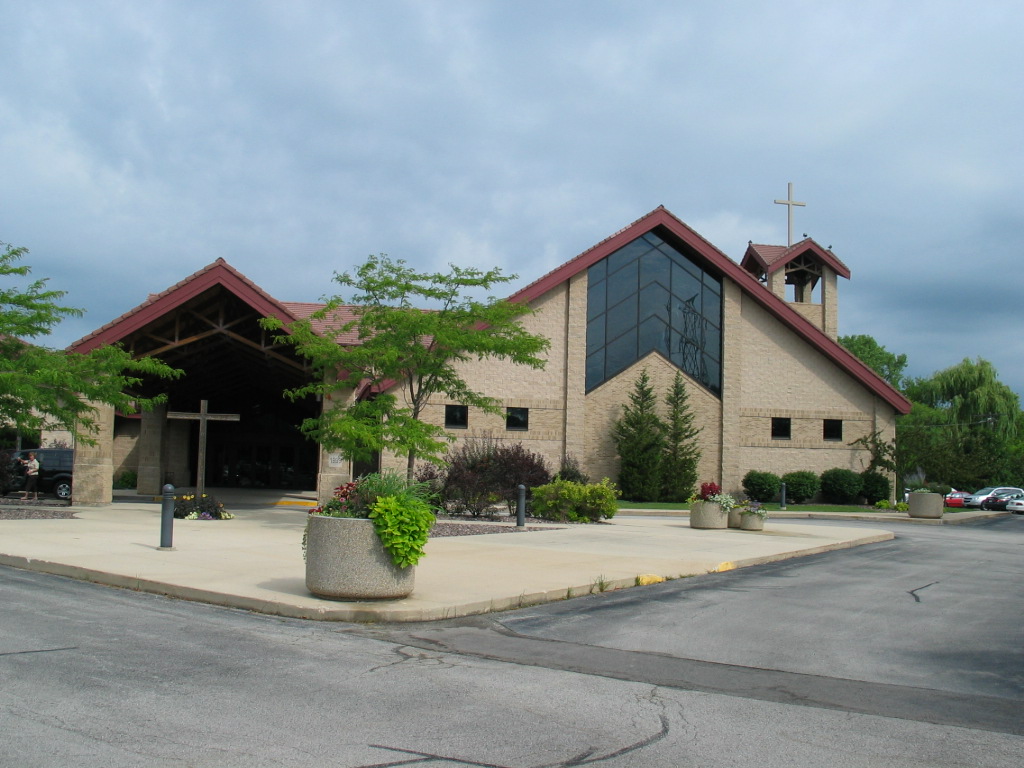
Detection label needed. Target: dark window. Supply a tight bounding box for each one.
[445,405,468,429]
[586,232,722,394]
[771,417,791,440]
[506,407,529,431]
[823,419,843,441]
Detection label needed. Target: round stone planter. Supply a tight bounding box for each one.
[739,514,765,531]
[727,506,743,528]
[690,501,727,529]
[305,515,415,600]
[908,492,944,519]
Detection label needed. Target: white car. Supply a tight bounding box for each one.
[1005,498,1024,515]
[963,486,1024,508]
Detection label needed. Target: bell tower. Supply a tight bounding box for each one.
[740,240,850,339]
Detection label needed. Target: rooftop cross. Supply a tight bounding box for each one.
[774,182,806,246]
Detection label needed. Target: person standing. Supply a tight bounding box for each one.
[20,452,39,501]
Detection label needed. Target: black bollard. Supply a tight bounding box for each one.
[516,484,526,527]
[159,483,176,550]
[780,482,787,511]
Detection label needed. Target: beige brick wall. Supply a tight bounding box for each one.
[112,418,140,479]
[583,353,722,487]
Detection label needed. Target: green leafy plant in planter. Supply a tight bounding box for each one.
[305,471,435,568]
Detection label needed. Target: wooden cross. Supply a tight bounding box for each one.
[167,400,240,498]
[774,181,806,246]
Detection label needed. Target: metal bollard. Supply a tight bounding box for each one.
[516,484,526,527]
[780,482,787,511]
[159,483,176,550]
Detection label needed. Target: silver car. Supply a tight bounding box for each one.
[963,486,1024,508]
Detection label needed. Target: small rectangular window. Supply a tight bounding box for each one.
[445,405,468,429]
[823,419,843,441]
[506,407,529,431]
[771,417,791,440]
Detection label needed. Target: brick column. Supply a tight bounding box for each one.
[136,404,167,495]
[719,282,743,495]
[72,403,115,504]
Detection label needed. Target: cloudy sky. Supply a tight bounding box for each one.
[2,1,1021,396]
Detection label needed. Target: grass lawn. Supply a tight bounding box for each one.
[615,500,965,514]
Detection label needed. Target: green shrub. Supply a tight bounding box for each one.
[895,501,909,512]
[742,470,782,502]
[554,454,590,485]
[874,499,892,510]
[113,470,138,489]
[820,468,863,504]
[860,471,891,504]
[531,478,620,522]
[781,471,820,504]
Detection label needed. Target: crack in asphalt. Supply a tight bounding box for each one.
[351,621,1022,737]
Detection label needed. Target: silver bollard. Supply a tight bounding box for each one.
[780,481,787,511]
[159,483,176,550]
[517,484,526,527]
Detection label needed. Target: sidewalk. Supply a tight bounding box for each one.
[0,490,941,623]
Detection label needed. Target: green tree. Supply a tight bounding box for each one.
[612,369,665,502]
[262,254,550,480]
[0,243,180,443]
[661,371,701,502]
[839,334,908,390]
[896,359,1021,489]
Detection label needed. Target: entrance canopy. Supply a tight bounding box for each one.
[70,259,322,491]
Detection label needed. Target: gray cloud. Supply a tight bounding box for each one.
[1,0,1022,394]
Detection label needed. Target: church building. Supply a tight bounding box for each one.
[65,206,911,504]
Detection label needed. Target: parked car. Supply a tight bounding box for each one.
[981,491,1024,511]
[963,486,1024,508]
[1,448,74,500]
[1005,498,1024,515]
[945,491,969,508]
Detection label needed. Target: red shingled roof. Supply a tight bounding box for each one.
[741,239,851,279]
[69,258,301,353]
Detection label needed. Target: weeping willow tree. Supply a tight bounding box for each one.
[900,358,1021,489]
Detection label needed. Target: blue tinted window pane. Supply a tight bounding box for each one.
[643,231,664,247]
[703,355,721,394]
[702,286,721,323]
[588,259,607,284]
[586,351,604,391]
[606,258,638,306]
[662,243,699,277]
[703,322,721,360]
[639,250,671,290]
[672,263,701,303]
[586,316,605,356]
[703,271,721,294]
[639,282,669,323]
[606,293,638,340]
[607,239,651,275]
[605,331,637,378]
[587,278,606,322]
[638,316,669,357]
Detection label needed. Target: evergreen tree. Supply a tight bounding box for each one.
[661,371,701,501]
[611,369,665,502]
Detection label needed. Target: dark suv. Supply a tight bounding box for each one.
[2,449,74,500]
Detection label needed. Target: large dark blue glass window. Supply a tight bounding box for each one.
[586,233,722,394]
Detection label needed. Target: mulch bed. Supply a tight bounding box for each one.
[0,506,558,534]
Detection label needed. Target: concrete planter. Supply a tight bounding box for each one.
[690,501,727,529]
[739,514,765,531]
[908,492,944,519]
[727,507,743,528]
[305,515,415,600]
